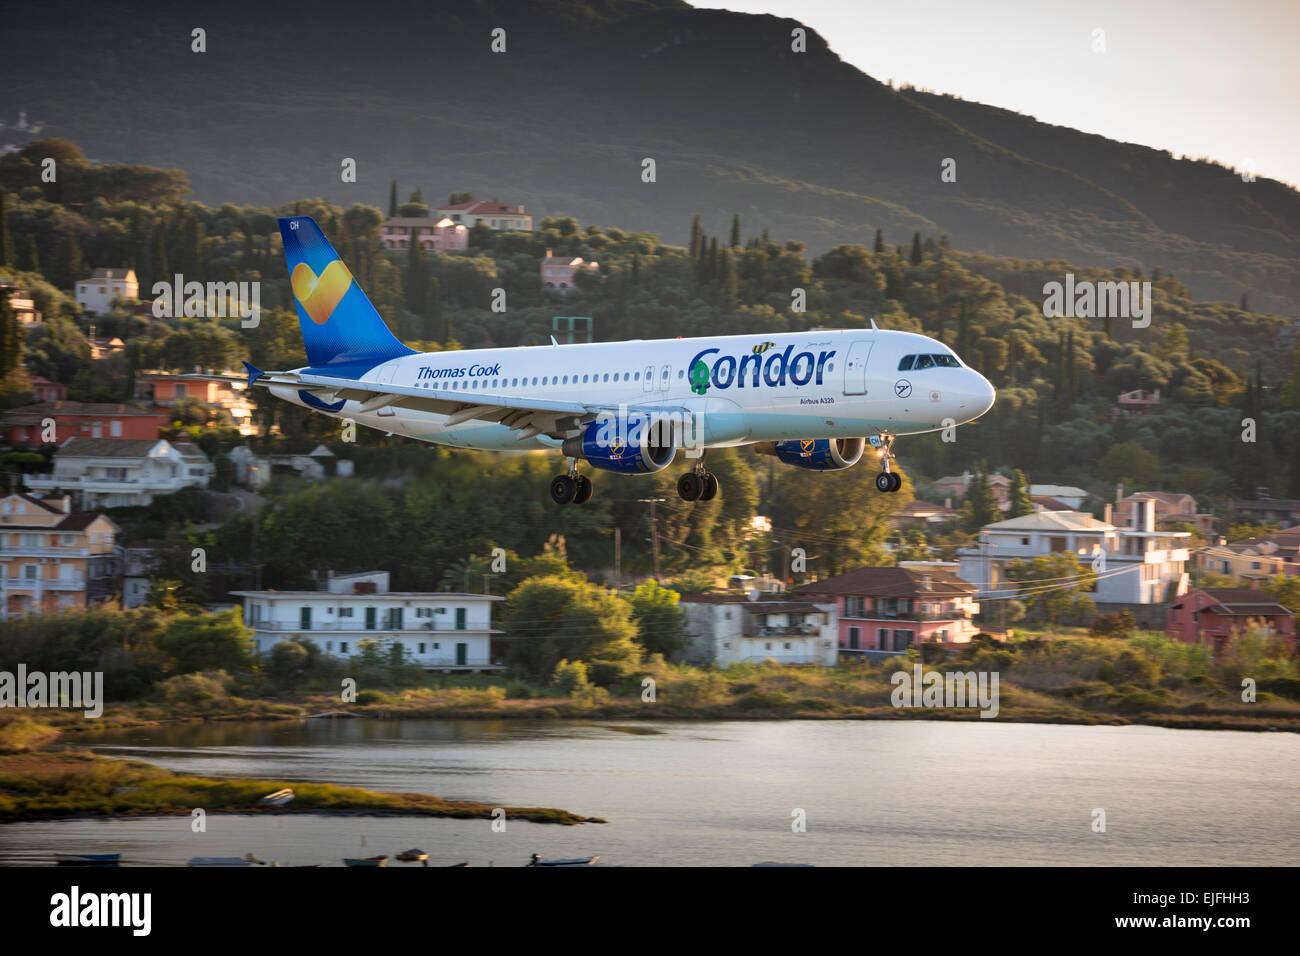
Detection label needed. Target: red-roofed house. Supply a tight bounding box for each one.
[435,200,532,231]
[0,491,120,618]
[1166,587,1295,654]
[1,401,166,446]
[795,565,987,656]
[1116,491,1214,535]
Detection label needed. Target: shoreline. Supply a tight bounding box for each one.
[0,751,604,826]
[39,699,1300,735]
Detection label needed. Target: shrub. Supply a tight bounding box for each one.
[552,659,590,697]
[157,669,233,706]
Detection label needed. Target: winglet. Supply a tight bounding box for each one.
[242,360,263,389]
[870,317,879,330]
[550,335,559,347]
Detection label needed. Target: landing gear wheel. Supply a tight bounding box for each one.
[700,472,719,501]
[875,472,894,493]
[887,472,902,493]
[549,475,577,505]
[678,473,703,502]
[573,474,593,505]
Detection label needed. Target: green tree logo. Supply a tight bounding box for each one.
[689,359,710,395]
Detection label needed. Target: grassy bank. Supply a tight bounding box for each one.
[0,719,602,825]
[17,630,1300,734]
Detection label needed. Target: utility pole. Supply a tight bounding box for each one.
[614,527,621,587]
[638,497,665,581]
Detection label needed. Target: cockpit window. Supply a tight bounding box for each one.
[898,355,915,371]
[913,354,935,370]
[931,354,960,367]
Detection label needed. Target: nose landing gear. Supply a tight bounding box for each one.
[550,460,593,505]
[873,433,902,493]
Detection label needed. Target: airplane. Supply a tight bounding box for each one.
[245,216,996,505]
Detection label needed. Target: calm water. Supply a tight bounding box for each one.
[1,719,1295,866]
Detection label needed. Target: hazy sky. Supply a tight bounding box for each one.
[704,0,1300,188]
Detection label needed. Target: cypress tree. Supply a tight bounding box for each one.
[0,192,13,269]
[425,275,441,342]
[720,249,739,308]
[0,294,20,379]
[20,234,39,274]
[406,234,426,314]
[630,253,640,285]
[389,179,399,218]
[150,226,169,289]
[689,215,703,259]
[873,229,884,254]
[729,214,741,249]
[1007,469,1035,518]
[58,233,86,289]
[909,232,923,266]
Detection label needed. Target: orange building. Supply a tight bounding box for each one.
[1,401,166,446]
[0,492,119,619]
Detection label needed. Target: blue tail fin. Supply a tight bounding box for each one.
[278,216,412,372]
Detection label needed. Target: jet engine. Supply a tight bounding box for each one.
[754,437,866,471]
[561,415,677,474]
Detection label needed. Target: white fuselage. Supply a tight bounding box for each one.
[271,328,995,450]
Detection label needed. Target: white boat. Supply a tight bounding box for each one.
[257,788,294,807]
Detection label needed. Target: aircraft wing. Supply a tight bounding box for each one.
[245,363,690,441]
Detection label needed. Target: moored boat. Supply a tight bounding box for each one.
[527,853,598,867]
[55,853,121,865]
[188,857,251,867]
[395,848,428,862]
[257,788,294,807]
[343,855,388,867]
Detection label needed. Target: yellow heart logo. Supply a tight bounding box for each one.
[291,260,353,325]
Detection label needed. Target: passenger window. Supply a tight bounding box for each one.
[678,370,684,379]
[913,355,935,369]
[512,378,518,387]
[542,377,548,385]
[898,355,915,371]
[603,374,609,382]
[583,374,589,383]
[531,377,538,386]
[634,372,640,381]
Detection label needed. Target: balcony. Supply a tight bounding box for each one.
[249,620,492,633]
[0,545,90,557]
[1,576,86,590]
[747,625,818,638]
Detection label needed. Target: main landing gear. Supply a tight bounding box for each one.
[874,433,903,493]
[677,459,720,502]
[550,460,593,505]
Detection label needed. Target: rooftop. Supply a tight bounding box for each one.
[795,566,976,598]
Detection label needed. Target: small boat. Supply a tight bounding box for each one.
[446,861,469,867]
[528,853,598,867]
[55,853,121,865]
[343,855,388,867]
[257,788,294,807]
[188,857,251,867]
[395,848,428,862]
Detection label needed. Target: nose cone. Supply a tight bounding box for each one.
[955,370,995,421]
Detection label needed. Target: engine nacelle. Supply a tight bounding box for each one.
[756,437,866,471]
[561,414,677,474]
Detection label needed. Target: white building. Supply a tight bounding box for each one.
[1028,484,1089,510]
[957,499,1189,608]
[679,593,838,666]
[435,200,532,231]
[232,570,503,672]
[75,268,138,314]
[25,437,212,508]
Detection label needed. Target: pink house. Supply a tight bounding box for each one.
[1115,387,1160,416]
[1166,587,1294,654]
[381,217,469,253]
[795,566,985,655]
[540,249,599,293]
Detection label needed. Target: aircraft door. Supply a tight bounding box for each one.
[843,341,873,395]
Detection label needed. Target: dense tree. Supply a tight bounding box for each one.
[502,575,642,685]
